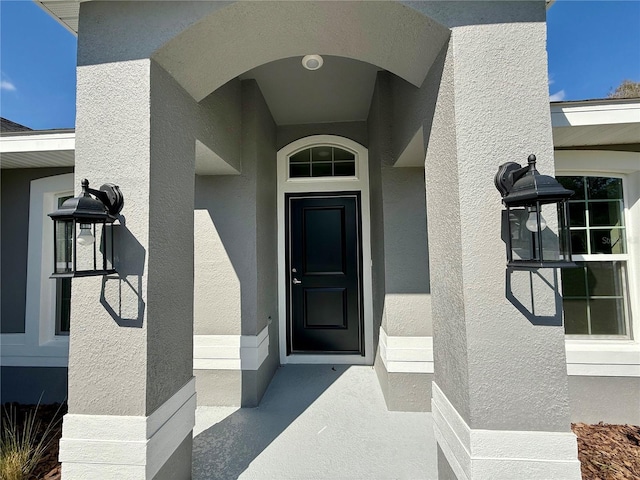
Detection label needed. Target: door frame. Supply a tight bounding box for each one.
[277,135,373,365]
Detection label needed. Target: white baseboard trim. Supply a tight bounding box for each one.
[378,327,433,373]
[432,382,582,480]
[193,325,269,371]
[59,377,196,480]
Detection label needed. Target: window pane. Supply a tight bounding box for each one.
[563,299,589,334]
[312,146,332,162]
[587,262,623,297]
[568,202,586,227]
[562,261,629,337]
[334,161,356,176]
[558,176,585,200]
[590,299,626,335]
[290,163,311,177]
[588,177,623,200]
[334,148,354,161]
[590,229,625,254]
[56,278,71,334]
[589,201,623,227]
[312,162,332,177]
[570,230,588,254]
[561,266,587,297]
[290,150,310,163]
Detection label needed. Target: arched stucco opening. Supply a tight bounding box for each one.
[152,1,450,102]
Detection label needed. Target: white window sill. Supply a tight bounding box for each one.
[1,333,69,367]
[565,339,640,377]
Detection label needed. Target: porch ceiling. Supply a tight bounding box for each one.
[239,56,381,125]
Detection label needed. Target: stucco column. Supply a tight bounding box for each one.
[423,10,582,480]
[58,58,196,479]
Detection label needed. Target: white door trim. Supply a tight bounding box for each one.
[277,135,373,365]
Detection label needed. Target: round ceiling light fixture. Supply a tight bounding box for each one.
[302,55,324,71]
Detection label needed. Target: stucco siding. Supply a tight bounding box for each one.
[277,122,368,151]
[424,39,472,425]
[367,72,389,345]
[568,376,640,425]
[193,79,277,406]
[249,79,279,399]
[453,18,570,433]
[1,167,73,334]
[193,79,249,337]
[77,1,223,67]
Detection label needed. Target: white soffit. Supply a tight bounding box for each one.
[36,0,80,35]
[0,132,75,169]
[551,99,640,147]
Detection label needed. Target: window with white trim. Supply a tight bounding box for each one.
[289,146,357,179]
[2,173,73,367]
[558,175,631,337]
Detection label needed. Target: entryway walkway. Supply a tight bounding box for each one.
[193,365,438,479]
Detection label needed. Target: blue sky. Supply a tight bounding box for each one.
[1,0,639,130]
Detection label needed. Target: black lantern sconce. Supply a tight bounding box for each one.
[49,179,124,278]
[495,154,576,269]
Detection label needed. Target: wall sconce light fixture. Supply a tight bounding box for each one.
[49,179,124,278]
[495,155,576,269]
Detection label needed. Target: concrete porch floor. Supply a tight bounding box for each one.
[193,365,438,479]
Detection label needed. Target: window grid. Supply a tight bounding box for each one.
[559,175,630,338]
[562,262,628,336]
[289,146,356,179]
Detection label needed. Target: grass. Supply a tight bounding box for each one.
[0,401,63,480]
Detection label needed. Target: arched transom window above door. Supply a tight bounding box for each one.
[288,146,357,179]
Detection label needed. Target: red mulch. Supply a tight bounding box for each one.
[3,403,639,479]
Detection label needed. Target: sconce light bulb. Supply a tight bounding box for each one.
[525,211,547,233]
[77,224,95,246]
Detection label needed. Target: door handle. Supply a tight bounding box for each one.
[292,278,302,285]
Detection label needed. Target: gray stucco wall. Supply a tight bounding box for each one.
[69,57,198,417]
[194,79,276,338]
[568,376,640,425]
[193,79,277,406]
[1,167,73,333]
[1,366,68,404]
[193,78,247,337]
[145,60,198,415]
[246,79,278,401]
[366,72,389,345]
[367,71,432,338]
[277,122,368,151]
[77,1,223,67]
[424,1,573,433]
[421,40,472,423]
[368,71,432,411]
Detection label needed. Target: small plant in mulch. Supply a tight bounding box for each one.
[572,422,640,480]
[0,401,65,480]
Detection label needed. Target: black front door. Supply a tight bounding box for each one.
[286,193,363,355]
